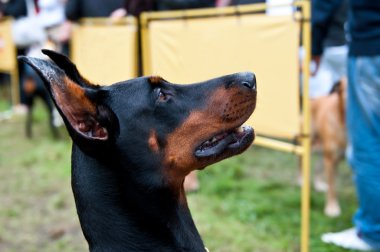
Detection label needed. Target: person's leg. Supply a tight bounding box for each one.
[347,55,380,249]
[321,55,380,251]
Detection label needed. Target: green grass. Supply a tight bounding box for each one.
[0,78,13,112]
[0,101,360,251]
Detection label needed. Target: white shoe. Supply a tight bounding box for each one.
[321,227,373,251]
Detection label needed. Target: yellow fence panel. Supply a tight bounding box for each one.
[0,19,17,72]
[143,12,300,139]
[71,18,138,85]
[0,18,19,105]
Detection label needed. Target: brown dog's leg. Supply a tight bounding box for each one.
[314,153,328,192]
[298,154,328,192]
[324,151,341,217]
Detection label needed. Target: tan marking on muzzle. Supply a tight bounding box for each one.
[163,86,256,187]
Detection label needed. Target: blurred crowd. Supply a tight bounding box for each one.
[0,0,268,109]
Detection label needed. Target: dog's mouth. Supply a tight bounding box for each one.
[195,125,254,158]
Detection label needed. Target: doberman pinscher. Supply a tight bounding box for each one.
[19,50,257,252]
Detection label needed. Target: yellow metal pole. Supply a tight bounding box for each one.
[254,136,304,155]
[298,1,311,252]
[140,13,151,76]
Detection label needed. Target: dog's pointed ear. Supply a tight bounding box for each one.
[18,54,113,141]
[41,49,95,88]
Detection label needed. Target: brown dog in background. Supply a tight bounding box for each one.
[310,78,347,217]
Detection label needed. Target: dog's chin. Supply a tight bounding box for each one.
[194,125,255,162]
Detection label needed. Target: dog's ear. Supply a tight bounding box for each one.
[41,49,95,88]
[18,54,113,141]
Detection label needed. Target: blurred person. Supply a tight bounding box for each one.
[313,0,380,251]
[2,0,66,43]
[311,0,347,98]
[65,0,124,21]
[124,0,215,16]
[215,0,230,7]
[27,0,66,57]
[6,0,65,49]
[2,0,65,113]
[123,0,214,18]
[123,0,154,17]
[1,0,66,96]
[154,0,214,11]
[20,0,66,132]
[0,0,27,18]
[63,0,126,48]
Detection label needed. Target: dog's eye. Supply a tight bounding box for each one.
[156,88,169,102]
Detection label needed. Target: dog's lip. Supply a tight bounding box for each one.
[194,125,254,158]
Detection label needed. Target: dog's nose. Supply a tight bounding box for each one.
[240,72,256,91]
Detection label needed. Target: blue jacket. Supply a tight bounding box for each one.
[312,0,380,57]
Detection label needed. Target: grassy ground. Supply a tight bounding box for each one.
[0,80,12,112]
[0,101,360,252]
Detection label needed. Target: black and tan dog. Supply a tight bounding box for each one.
[19,50,257,251]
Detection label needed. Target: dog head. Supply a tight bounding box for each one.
[19,50,257,190]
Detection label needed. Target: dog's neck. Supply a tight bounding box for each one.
[71,145,205,252]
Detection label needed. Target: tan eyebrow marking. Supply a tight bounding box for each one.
[148,76,163,85]
[148,129,160,153]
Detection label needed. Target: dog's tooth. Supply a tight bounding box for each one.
[237,126,244,133]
